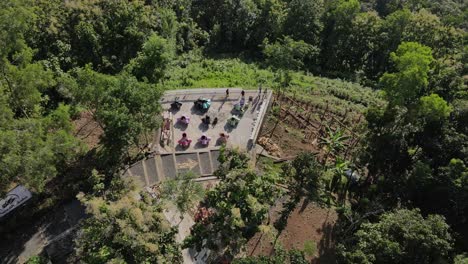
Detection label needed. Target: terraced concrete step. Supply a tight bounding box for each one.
[144,157,159,186]
[199,151,213,175]
[161,154,177,179]
[125,149,223,187]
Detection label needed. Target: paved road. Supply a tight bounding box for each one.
[0,199,85,264]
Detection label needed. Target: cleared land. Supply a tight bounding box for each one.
[246,198,338,263]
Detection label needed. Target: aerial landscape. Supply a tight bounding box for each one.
[0,0,467,263]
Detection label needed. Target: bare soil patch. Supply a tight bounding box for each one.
[259,117,319,158]
[246,198,337,263]
[72,111,103,149]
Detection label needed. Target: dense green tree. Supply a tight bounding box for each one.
[161,172,204,219]
[0,1,86,197]
[250,0,286,49]
[379,42,434,106]
[282,152,322,198]
[373,9,412,75]
[418,93,453,122]
[0,0,35,60]
[193,0,286,51]
[375,0,426,16]
[1,53,55,117]
[283,0,324,47]
[0,103,83,195]
[452,99,468,133]
[347,12,383,80]
[156,0,207,51]
[0,87,13,124]
[185,150,282,258]
[321,0,361,76]
[27,0,177,73]
[70,66,163,165]
[126,34,173,83]
[263,36,319,70]
[71,0,172,73]
[428,55,466,102]
[193,0,260,50]
[455,254,468,264]
[426,0,468,29]
[362,39,467,252]
[402,9,464,58]
[75,179,182,263]
[338,209,454,264]
[25,256,49,264]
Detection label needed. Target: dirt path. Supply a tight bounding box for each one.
[0,199,85,263]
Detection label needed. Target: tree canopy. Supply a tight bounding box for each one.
[75,179,182,263]
[184,150,283,258]
[338,209,454,264]
[380,41,434,106]
[0,0,467,261]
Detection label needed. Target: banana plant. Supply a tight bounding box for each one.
[319,125,350,163]
[322,157,352,206]
[330,157,350,193]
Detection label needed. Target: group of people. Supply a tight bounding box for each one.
[178,132,229,148]
[175,89,266,148]
[177,89,258,148]
[177,113,228,148]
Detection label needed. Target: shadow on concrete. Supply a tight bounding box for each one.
[224,123,235,133]
[215,138,227,146]
[190,105,207,116]
[175,144,192,152]
[169,107,181,114]
[0,150,96,263]
[0,199,85,264]
[194,141,211,149]
[250,96,262,114]
[211,118,219,128]
[174,121,188,131]
[217,99,227,111]
[198,122,209,132]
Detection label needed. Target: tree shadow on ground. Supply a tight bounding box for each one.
[273,195,301,242]
[271,193,337,264]
[299,197,311,213]
[316,217,337,264]
[0,151,95,263]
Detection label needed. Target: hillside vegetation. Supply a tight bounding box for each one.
[165,57,384,115]
[0,0,466,263]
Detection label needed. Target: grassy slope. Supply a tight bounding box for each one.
[164,57,385,115]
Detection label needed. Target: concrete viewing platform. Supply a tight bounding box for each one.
[123,88,273,186]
